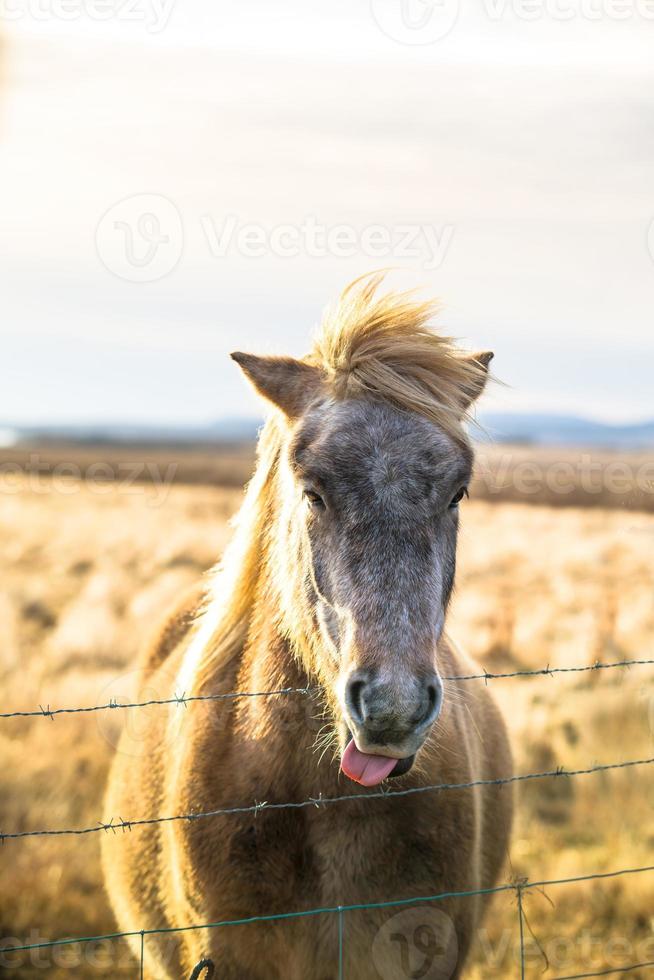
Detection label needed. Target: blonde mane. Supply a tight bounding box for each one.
[312,272,488,441]
[190,274,488,691]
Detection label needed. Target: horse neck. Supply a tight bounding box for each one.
[229,569,321,780]
[227,478,329,752]
[243,506,316,685]
[201,417,333,761]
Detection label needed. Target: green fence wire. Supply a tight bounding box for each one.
[1,864,653,978]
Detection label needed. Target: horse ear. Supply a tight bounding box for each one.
[458,351,494,411]
[230,352,324,419]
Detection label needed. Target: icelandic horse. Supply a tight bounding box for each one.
[103,275,512,979]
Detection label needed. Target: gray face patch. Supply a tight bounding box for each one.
[287,398,472,746]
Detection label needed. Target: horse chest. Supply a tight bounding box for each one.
[219,800,441,911]
[194,804,452,979]
[226,808,320,901]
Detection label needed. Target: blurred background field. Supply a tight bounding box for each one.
[2,438,654,510]
[0,444,653,978]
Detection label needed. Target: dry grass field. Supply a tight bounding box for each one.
[3,439,654,510]
[0,451,653,978]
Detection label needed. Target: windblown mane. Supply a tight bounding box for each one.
[188,273,488,691]
[311,272,488,442]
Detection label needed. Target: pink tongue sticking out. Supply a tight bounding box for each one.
[341,740,398,786]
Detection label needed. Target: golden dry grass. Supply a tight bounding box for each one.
[0,471,653,978]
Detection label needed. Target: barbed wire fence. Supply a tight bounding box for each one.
[0,657,653,979]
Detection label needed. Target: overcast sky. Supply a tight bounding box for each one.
[1,2,653,425]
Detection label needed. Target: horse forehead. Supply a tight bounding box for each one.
[295,400,466,498]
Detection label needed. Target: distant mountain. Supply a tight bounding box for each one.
[204,418,263,442]
[478,413,654,449]
[3,413,653,450]
[1,418,263,447]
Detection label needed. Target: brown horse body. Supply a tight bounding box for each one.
[103,278,512,978]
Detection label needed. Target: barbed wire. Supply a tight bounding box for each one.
[2,655,652,976]
[1,754,651,843]
[444,657,654,683]
[1,657,651,720]
[1,862,652,956]
[0,685,313,720]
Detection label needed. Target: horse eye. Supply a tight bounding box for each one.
[303,488,325,509]
[449,486,468,509]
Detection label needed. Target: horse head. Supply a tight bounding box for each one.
[231,275,493,786]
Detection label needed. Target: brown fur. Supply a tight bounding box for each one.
[140,583,207,679]
[102,276,512,978]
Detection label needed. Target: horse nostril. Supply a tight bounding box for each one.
[422,678,444,726]
[345,676,367,726]
[412,678,443,728]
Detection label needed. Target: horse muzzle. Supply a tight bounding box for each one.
[340,668,443,784]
